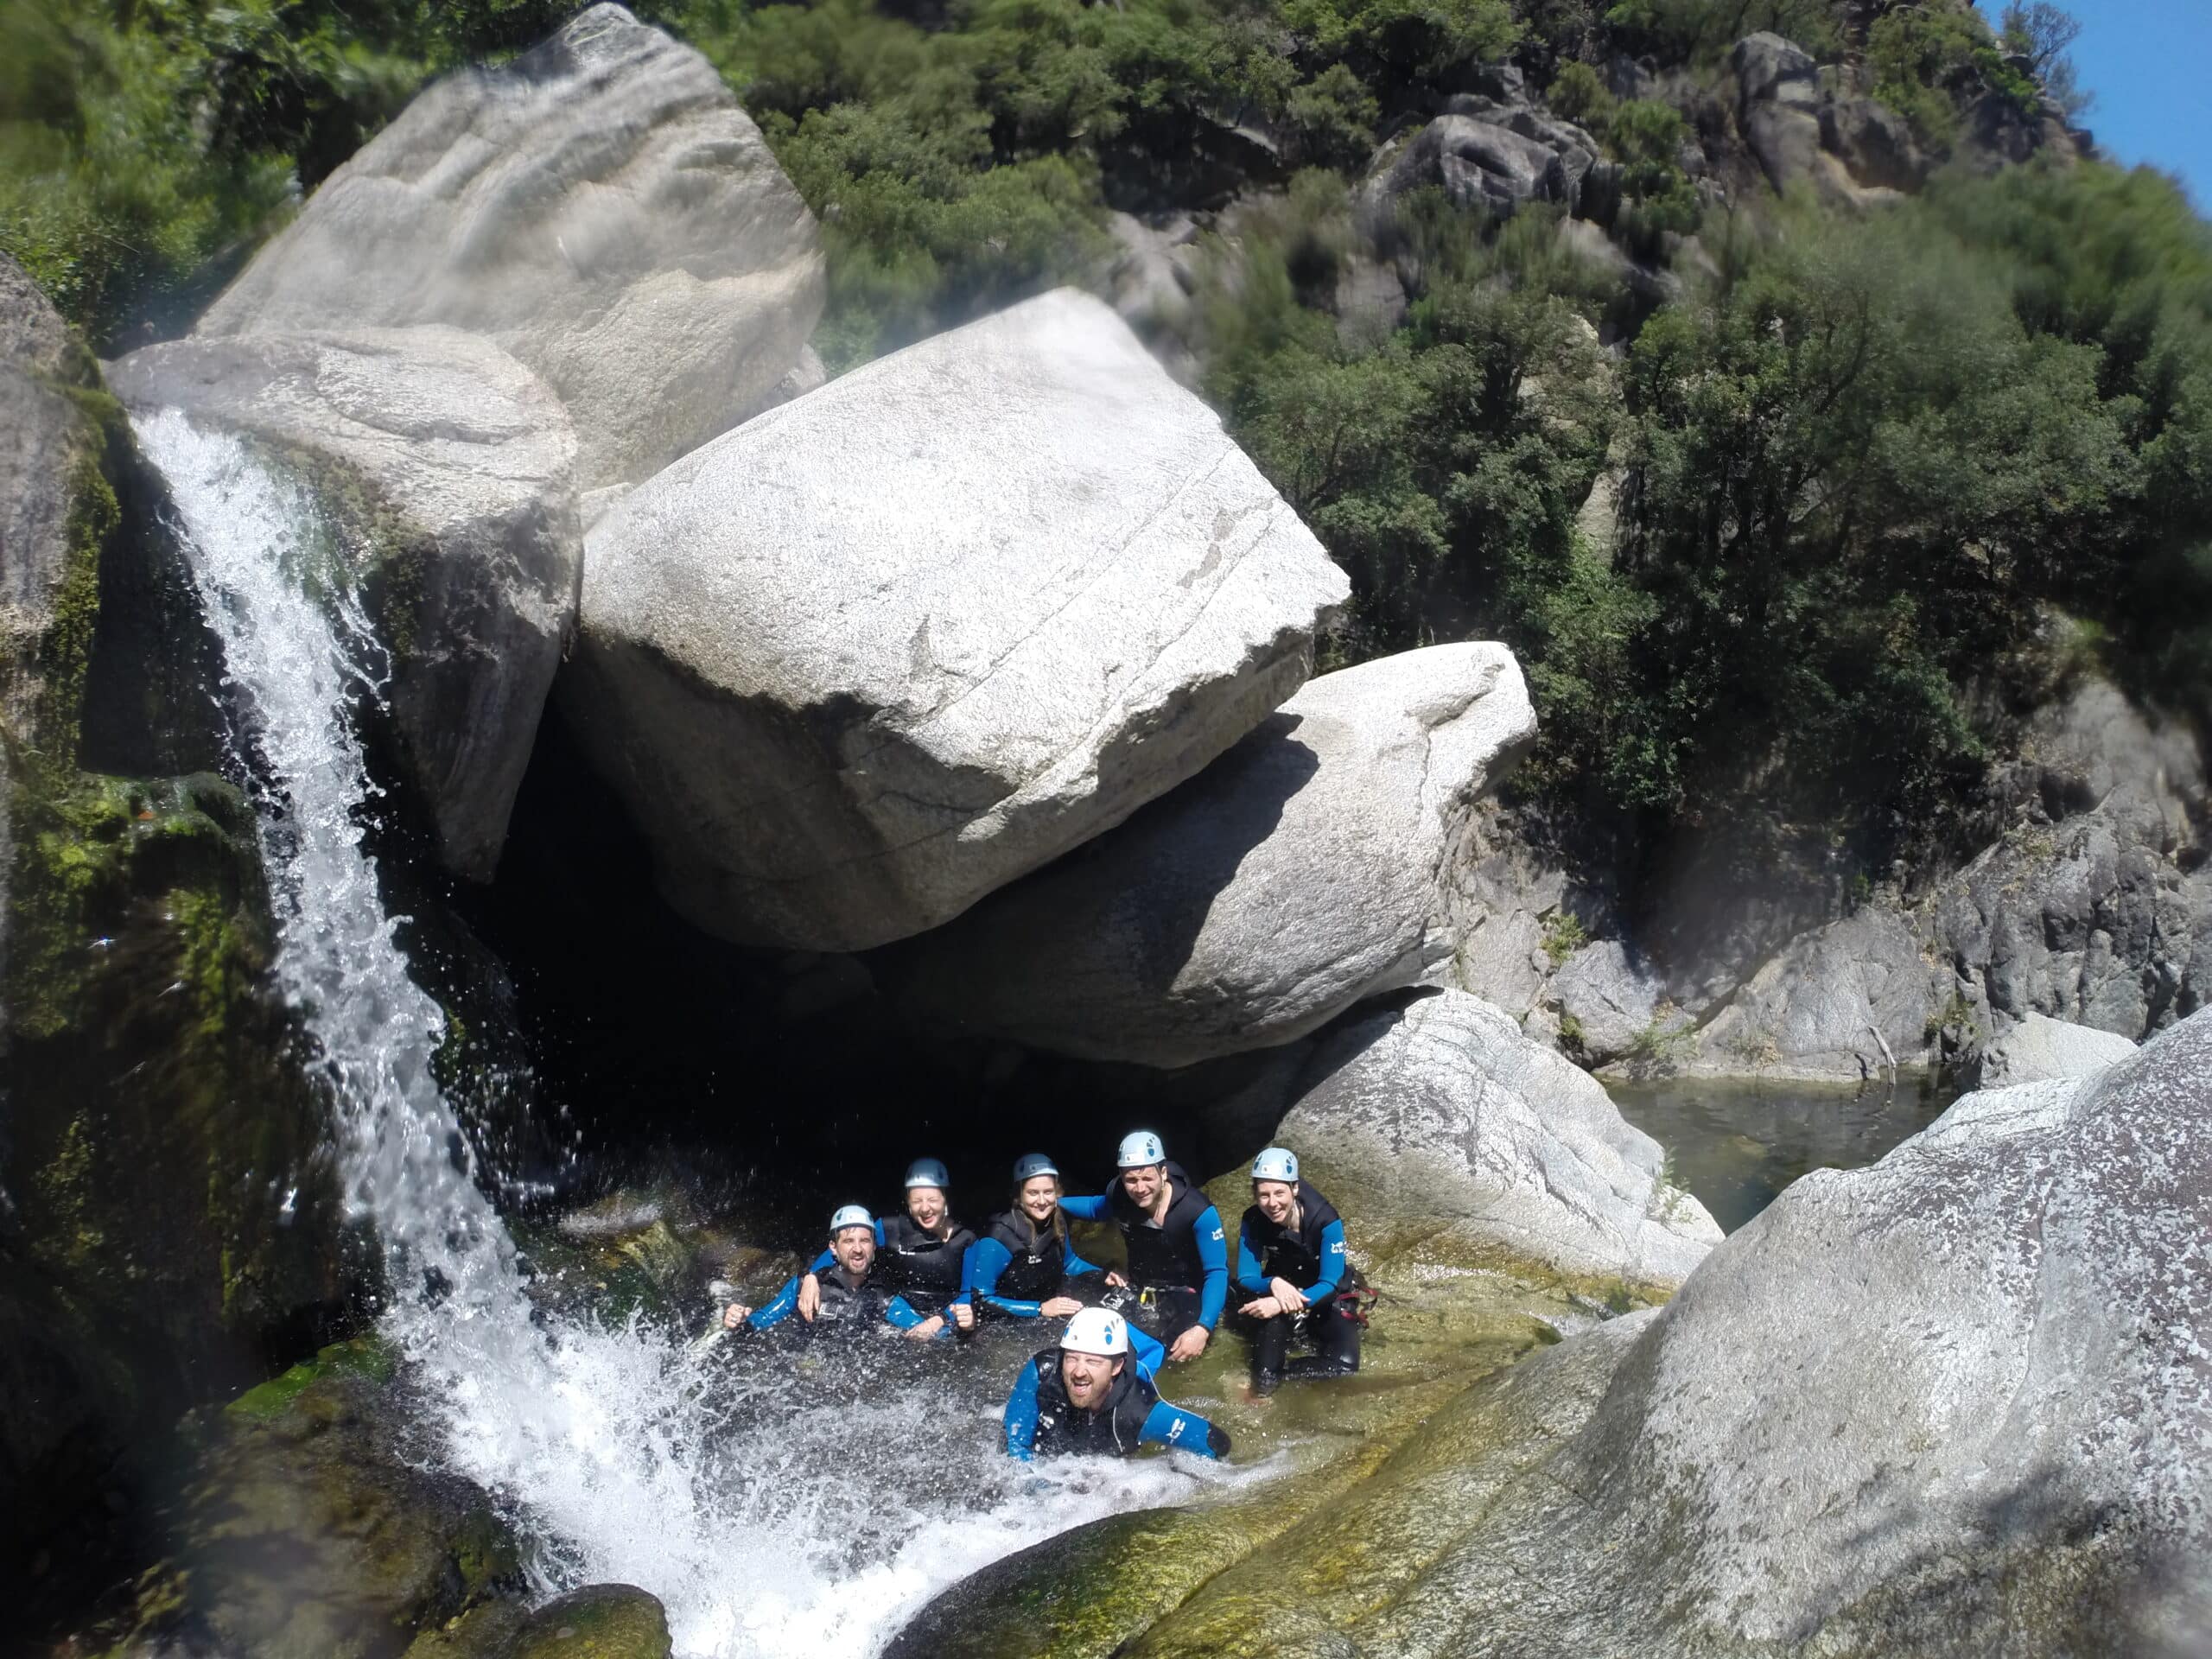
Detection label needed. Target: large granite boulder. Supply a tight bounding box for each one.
[566,287,1348,952]
[1962,1010,2137,1090]
[1369,114,1578,218]
[899,644,1535,1066]
[1687,907,1936,1080]
[196,4,823,491]
[1730,31,1820,107]
[1551,938,1669,1064]
[1224,989,1720,1290]
[108,330,579,878]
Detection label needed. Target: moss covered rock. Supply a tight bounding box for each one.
[1,253,348,1618]
[505,1585,672,1659]
[98,1344,530,1659]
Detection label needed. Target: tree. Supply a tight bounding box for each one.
[2000,3,2093,118]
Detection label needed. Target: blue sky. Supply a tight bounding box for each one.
[2066,0,2210,207]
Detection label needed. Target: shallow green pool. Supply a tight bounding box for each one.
[1606,1073,1961,1234]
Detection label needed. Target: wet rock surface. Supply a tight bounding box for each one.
[108,328,582,878]
[569,286,1347,952]
[196,4,823,491]
[899,644,1533,1065]
[2,260,346,1620]
[503,1585,673,1659]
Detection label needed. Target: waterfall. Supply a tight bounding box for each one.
[134,410,1220,1657]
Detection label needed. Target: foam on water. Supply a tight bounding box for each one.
[136,410,1229,1656]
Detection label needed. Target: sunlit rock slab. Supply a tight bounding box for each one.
[897,643,1533,1065]
[109,327,579,879]
[197,3,823,492]
[1962,1008,2137,1090]
[568,286,1350,952]
[1249,989,1721,1290]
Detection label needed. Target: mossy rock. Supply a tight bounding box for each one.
[887,1251,1614,1658]
[142,1361,525,1659]
[0,264,348,1611]
[504,1586,672,1659]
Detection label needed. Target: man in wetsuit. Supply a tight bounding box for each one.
[1234,1147,1363,1394]
[1003,1308,1230,1461]
[968,1153,1108,1321]
[797,1158,976,1336]
[723,1205,974,1339]
[1060,1131,1228,1363]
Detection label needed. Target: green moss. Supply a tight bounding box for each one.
[226,1338,396,1423]
[507,1586,671,1659]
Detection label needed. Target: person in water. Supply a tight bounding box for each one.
[1059,1132,1228,1363]
[1234,1147,1362,1394]
[723,1205,974,1338]
[1003,1308,1230,1461]
[967,1153,1109,1321]
[796,1157,976,1338]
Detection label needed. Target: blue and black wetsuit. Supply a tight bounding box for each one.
[1060,1162,1228,1345]
[965,1209,1105,1319]
[1002,1329,1229,1461]
[808,1214,976,1317]
[1235,1182,1361,1390]
[741,1265,950,1338]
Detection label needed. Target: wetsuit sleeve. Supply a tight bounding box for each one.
[1128,1324,1167,1382]
[1063,1239,1102,1278]
[883,1295,937,1333]
[1235,1221,1269,1296]
[1313,1218,1348,1297]
[969,1236,1044,1319]
[1057,1192,1109,1221]
[1003,1360,1043,1459]
[746,1275,802,1331]
[1195,1205,1229,1330]
[1141,1398,1228,1459]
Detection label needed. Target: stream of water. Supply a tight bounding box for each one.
[134,410,1222,1658]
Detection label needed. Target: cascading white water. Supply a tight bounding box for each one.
[135,409,1226,1656]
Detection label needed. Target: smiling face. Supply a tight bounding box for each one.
[832,1225,875,1277]
[906,1185,947,1232]
[1060,1348,1122,1408]
[1254,1179,1297,1225]
[1018,1174,1060,1224]
[1119,1163,1165,1210]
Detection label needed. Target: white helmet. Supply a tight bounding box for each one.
[1116,1130,1166,1168]
[1251,1147,1300,1183]
[829,1204,873,1236]
[1060,1306,1130,1357]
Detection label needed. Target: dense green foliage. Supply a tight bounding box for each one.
[4,0,2203,882]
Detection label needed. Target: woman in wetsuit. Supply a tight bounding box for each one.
[967,1154,1107,1320]
[1234,1146,1363,1394]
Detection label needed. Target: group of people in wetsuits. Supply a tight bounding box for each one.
[715,1132,1369,1462]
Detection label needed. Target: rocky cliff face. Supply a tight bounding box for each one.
[1446,672,2206,1084]
[0,254,347,1616]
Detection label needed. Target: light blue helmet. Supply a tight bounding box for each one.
[829,1204,873,1236]
[1116,1130,1166,1168]
[904,1157,951,1191]
[1251,1147,1300,1184]
[1013,1153,1059,1185]
[1061,1307,1130,1357]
